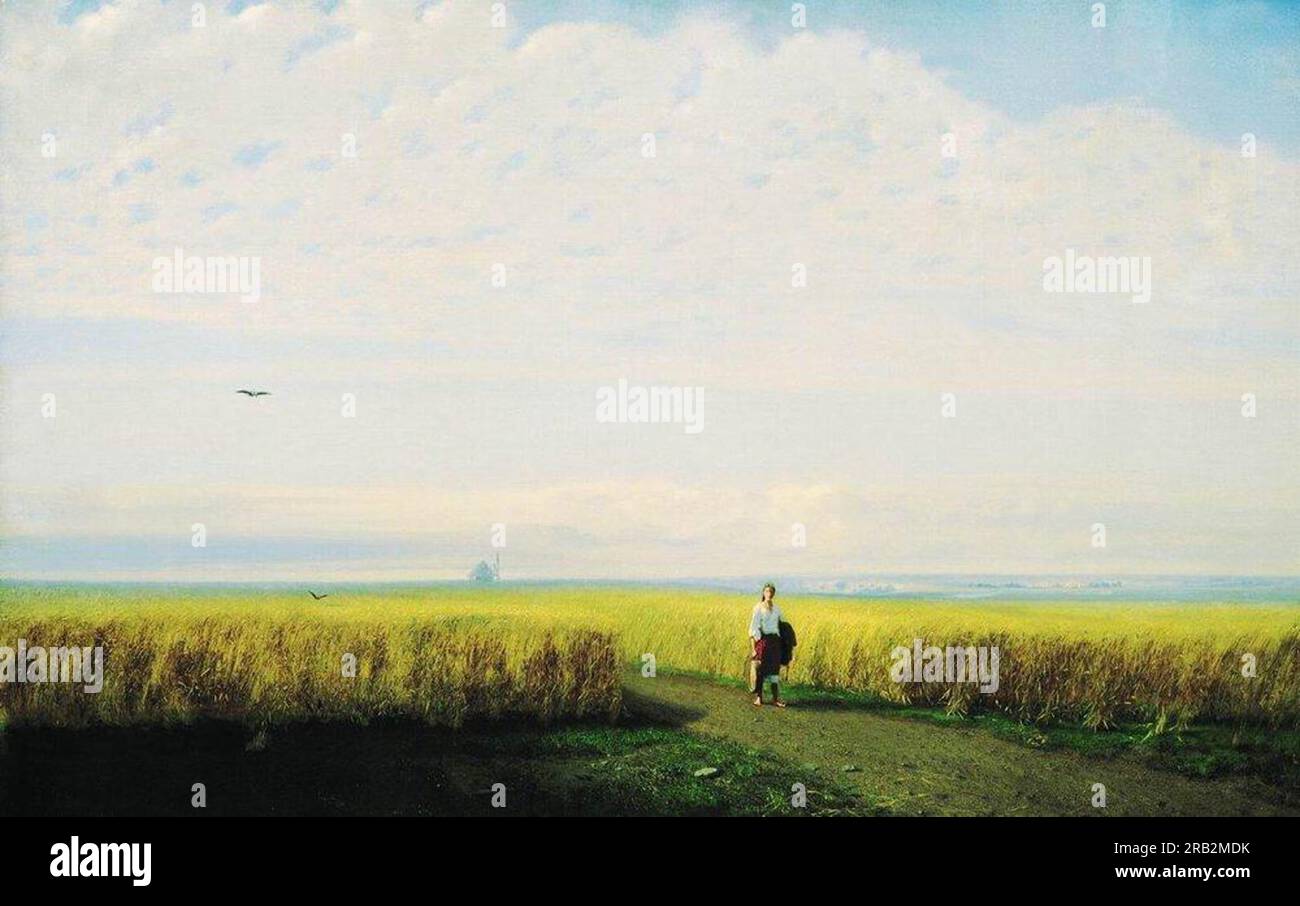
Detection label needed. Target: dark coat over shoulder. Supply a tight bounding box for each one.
[778,620,797,666]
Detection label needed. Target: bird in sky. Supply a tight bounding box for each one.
[308,590,329,600]
[236,389,271,397]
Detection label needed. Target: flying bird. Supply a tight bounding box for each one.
[308,590,329,600]
[236,389,271,397]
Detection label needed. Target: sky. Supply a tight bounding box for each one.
[1,0,1297,581]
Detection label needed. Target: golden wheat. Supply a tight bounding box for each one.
[1,584,1295,729]
[0,587,620,727]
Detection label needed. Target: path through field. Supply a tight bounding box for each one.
[623,672,1299,817]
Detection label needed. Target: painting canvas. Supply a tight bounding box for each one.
[1,0,1297,878]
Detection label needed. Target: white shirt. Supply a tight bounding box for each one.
[749,601,782,640]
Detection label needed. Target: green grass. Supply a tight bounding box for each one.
[521,725,872,815]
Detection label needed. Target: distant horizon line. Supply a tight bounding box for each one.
[4,572,1300,586]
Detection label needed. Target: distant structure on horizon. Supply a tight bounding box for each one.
[469,552,501,582]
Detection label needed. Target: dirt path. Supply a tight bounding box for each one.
[623,672,1298,817]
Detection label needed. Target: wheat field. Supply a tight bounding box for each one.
[1,583,1297,730]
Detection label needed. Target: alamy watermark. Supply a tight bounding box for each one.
[152,246,261,303]
[50,837,150,887]
[0,639,104,693]
[596,378,703,434]
[890,638,999,694]
[1042,248,1151,304]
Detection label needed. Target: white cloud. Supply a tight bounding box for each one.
[1,1,1296,578]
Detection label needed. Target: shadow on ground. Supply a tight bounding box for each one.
[619,687,707,725]
[0,705,862,817]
